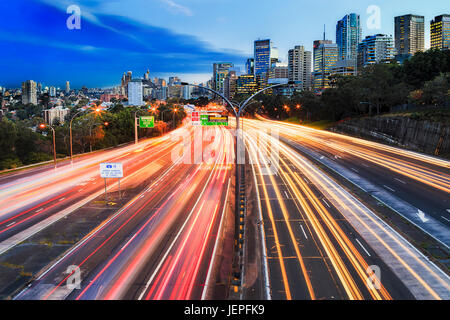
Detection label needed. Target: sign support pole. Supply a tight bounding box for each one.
[135,117,138,144]
[118,178,121,200]
[104,178,107,205]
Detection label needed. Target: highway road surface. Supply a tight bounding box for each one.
[0,125,234,300]
[243,117,450,300]
[1,115,449,300]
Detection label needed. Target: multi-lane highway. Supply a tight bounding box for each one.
[243,117,450,300]
[0,125,234,300]
[0,115,449,300]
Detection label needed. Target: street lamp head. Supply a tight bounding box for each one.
[104,122,109,126]
[39,123,46,129]
[95,108,101,113]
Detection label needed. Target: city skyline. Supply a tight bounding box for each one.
[0,0,448,88]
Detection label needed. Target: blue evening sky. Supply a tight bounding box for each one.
[0,0,448,88]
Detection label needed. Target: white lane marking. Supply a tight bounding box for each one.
[137,155,220,300]
[394,178,406,184]
[322,198,331,208]
[361,163,369,168]
[299,224,308,239]
[320,156,325,160]
[334,155,342,159]
[7,222,16,227]
[351,167,359,173]
[202,178,231,300]
[441,216,450,223]
[35,208,43,213]
[355,238,371,257]
[78,189,84,192]
[58,197,65,202]
[417,209,429,223]
[120,233,139,252]
[383,185,395,192]
[284,191,289,198]
[446,209,450,214]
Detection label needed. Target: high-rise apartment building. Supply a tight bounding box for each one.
[49,86,56,97]
[168,76,181,86]
[127,79,143,106]
[43,106,69,125]
[22,80,37,105]
[312,40,338,91]
[288,45,312,91]
[245,58,254,75]
[236,75,258,96]
[431,15,450,50]
[182,85,193,100]
[269,62,289,80]
[213,62,234,94]
[336,13,362,61]
[357,34,395,69]
[224,71,238,100]
[65,81,70,94]
[394,14,425,58]
[254,39,271,76]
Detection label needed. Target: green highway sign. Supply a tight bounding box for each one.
[139,116,155,128]
[201,115,228,126]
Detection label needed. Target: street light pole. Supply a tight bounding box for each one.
[40,123,57,169]
[173,108,178,129]
[51,125,56,169]
[133,107,145,144]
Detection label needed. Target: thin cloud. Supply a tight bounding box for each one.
[161,0,193,16]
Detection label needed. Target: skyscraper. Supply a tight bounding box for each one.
[22,80,37,105]
[312,39,338,91]
[431,15,450,50]
[357,34,395,69]
[236,75,258,96]
[49,86,56,97]
[168,76,180,86]
[288,45,312,91]
[254,39,271,76]
[213,63,233,94]
[127,79,143,106]
[245,58,254,75]
[65,81,70,94]
[224,70,238,99]
[336,13,362,61]
[394,14,425,58]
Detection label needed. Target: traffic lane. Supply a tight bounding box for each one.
[256,162,410,300]
[0,139,178,241]
[70,163,212,300]
[278,159,414,300]
[251,119,450,193]
[0,135,172,205]
[273,126,450,193]
[282,136,450,227]
[15,158,198,300]
[137,166,232,300]
[266,119,450,173]
[16,126,228,300]
[247,130,412,300]
[108,128,233,300]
